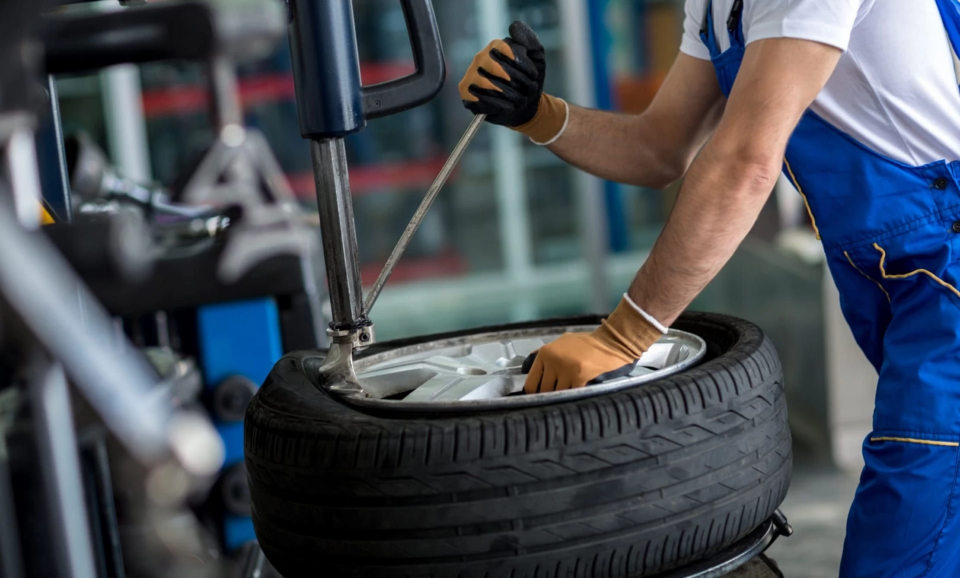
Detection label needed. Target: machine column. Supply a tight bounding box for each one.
[310,138,366,333]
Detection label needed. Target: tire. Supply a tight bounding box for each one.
[245,312,791,578]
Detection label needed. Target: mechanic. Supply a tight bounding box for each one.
[460,1,960,577]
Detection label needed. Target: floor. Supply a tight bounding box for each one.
[729,558,784,578]
[765,445,862,578]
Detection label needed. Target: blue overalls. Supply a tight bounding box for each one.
[702,1,960,576]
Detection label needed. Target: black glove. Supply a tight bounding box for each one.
[458,21,546,128]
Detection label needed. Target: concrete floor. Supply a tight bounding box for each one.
[765,446,862,578]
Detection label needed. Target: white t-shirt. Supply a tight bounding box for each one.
[680,0,960,165]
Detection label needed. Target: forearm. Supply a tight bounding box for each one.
[546,105,684,189]
[460,35,724,190]
[543,54,724,189]
[624,37,842,327]
[627,145,780,326]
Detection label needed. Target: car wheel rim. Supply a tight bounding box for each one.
[332,325,707,412]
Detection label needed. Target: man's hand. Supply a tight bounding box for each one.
[524,297,663,393]
[460,25,726,189]
[458,21,567,144]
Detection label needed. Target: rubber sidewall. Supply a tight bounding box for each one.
[245,312,791,578]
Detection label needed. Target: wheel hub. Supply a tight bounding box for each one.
[331,325,707,411]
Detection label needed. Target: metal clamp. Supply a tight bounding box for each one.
[319,341,363,395]
[327,323,376,351]
[767,509,794,545]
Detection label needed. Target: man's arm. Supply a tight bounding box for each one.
[547,53,726,189]
[629,38,842,325]
[459,23,723,190]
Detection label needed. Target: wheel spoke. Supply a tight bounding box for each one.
[638,342,683,370]
[403,374,514,402]
[352,327,706,407]
[629,366,658,377]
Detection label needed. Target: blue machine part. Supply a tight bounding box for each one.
[197,298,284,550]
[224,515,257,550]
[37,76,73,223]
[287,0,366,139]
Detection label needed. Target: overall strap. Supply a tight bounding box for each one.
[699,0,723,59]
[727,0,745,49]
[934,0,960,66]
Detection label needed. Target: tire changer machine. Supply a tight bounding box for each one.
[254,1,793,577]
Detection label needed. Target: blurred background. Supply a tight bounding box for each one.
[50,1,871,573]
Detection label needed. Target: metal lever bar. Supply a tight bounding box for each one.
[363,114,485,315]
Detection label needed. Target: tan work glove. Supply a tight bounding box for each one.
[458,21,569,145]
[524,296,665,393]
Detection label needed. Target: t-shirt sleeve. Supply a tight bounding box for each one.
[681,0,864,59]
[746,0,865,52]
[680,0,712,60]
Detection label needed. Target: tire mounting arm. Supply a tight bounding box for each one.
[363,114,485,316]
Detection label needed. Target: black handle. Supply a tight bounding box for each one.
[43,0,285,75]
[43,2,217,74]
[362,0,445,120]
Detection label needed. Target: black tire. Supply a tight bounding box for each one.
[245,312,791,578]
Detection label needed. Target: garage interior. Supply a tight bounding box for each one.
[0,0,885,577]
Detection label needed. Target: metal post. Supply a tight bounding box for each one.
[311,139,367,332]
[208,56,244,131]
[559,0,610,313]
[475,0,536,322]
[77,430,126,578]
[476,0,534,288]
[100,64,152,183]
[0,390,26,578]
[29,351,99,578]
[6,125,43,231]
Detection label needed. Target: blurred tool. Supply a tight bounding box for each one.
[0,1,322,578]
[66,132,215,220]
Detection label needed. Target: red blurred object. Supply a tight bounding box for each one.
[359,251,467,285]
[141,64,416,118]
[286,157,450,198]
[613,72,667,114]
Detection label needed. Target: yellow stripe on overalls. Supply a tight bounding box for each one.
[844,251,891,303]
[783,158,821,240]
[871,437,960,447]
[874,243,960,300]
